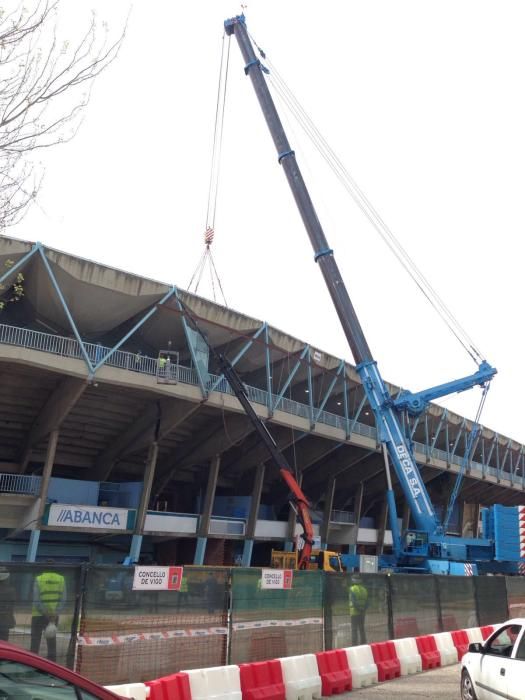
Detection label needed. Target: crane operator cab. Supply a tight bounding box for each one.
[403,530,429,556]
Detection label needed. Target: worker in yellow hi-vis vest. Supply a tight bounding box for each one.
[349,574,368,645]
[179,575,189,607]
[31,563,66,661]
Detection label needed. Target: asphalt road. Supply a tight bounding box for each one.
[340,665,461,699]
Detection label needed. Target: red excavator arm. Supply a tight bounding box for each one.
[177,298,315,569]
[279,469,314,569]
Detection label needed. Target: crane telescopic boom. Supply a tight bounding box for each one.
[224,14,496,545]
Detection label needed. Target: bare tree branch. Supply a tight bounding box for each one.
[0,1,126,229]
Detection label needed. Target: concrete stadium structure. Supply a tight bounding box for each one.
[0,235,523,566]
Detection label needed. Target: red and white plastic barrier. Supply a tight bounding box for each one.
[344,644,378,688]
[184,664,242,700]
[278,654,322,700]
[104,682,150,699]
[369,641,401,682]
[104,622,501,699]
[392,637,422,675]
[239,659,286,700]
[315,650,352,696]
[432,632,459,666]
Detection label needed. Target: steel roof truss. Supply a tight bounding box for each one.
[313,359,345,427]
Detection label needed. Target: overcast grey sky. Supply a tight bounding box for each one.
[15,1,525,443]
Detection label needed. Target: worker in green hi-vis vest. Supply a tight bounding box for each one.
[349,574,369,645]
[31,562,67,661]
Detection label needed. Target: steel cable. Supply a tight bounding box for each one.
[188,33,230,305]
[246,32,485,364]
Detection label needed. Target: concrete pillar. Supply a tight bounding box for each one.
[472,503,481,538]
[37,430,59,520]
[354,481,364,526]
[194,454,221,565]
[129,535,143,563]
[462,502,479,538]
[27,429,59,562]
[241,539,254,567]
[26,530,40,562]
[376,498,389,555]
[320,476,336,549]
[242,463,265,567]
[128,441,159,563]
[456,500,465,535]
[20,378,85,474]
[348,481,364,555]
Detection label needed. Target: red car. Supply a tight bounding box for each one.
[0,640,123,699]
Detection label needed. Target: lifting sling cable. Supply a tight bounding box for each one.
[247,33,485,365]
[187,33,230,306]
[206,32,231,232]
[442,383,490,533]
[276,76,482,363]
[187,248,207,292]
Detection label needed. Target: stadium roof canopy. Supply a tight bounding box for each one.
[0,234,523,518]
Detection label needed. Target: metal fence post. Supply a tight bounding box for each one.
[386,574,394,640]
[226,567,233,666]
[504,576,511,619]
[434,576,444,632]
[321,571,329,651]
[473,576,482,627]
[70,563,88,672]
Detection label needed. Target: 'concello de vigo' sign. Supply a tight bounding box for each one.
[44,504,135,530]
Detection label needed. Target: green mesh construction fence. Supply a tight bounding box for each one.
[0,561,514,686]
[229,569,323,664]
[436,575,477,631]
[389,574,440,637]
[76,566,228,685]
[474,576,509,626]
[506,576,525,618]
[0,563,80,669]
[324,573,390,649]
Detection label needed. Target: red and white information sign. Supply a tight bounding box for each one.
[132,566,183,591]
[260,568,294,590]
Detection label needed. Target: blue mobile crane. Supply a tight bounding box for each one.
[224,14,524,575]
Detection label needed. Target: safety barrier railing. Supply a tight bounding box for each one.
[329,510,355,524]
[0,322,518,483]
[0,322,368,435]
[413,441,489,479]
[0,324,84,359]
[0,472,40,495]
[209,517,246,536]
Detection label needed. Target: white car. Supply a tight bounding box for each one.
[461,618,525,700]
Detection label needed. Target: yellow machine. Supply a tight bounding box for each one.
[271,549,344,572]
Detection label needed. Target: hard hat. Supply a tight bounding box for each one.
[44,622,57,639]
